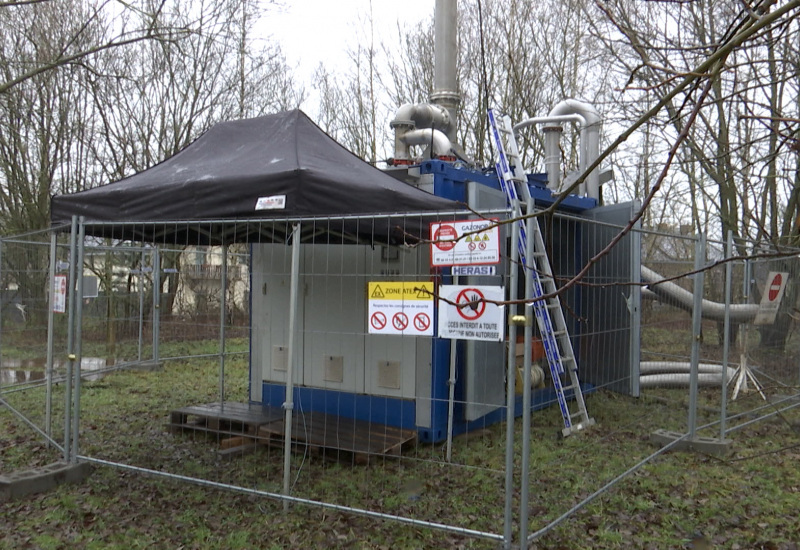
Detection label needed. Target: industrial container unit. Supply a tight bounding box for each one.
[248,156,638,443]
[250,0,641,442]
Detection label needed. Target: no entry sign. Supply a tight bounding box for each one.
[367,281,435,336]
[438,285,505,341]
[754,271,789,326]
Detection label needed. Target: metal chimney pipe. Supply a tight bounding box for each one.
[430,0,460,143]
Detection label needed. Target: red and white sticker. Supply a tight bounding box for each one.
[754,271,789,326]
[430,219,500,267]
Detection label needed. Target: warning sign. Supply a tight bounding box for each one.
[754,271,789,326]
[438,285,505,341]
[367,281,435,336]
[53,274,67,313]
[430,219,500,267]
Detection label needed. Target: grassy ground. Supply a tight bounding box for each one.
[2,337,800,549]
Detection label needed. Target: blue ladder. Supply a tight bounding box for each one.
[488,109,594,436]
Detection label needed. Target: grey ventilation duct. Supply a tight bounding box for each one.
[641,265,759,322]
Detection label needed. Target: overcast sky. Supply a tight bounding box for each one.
[264,0,434,90]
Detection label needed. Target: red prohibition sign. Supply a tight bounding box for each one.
[414,312,431,332]
[393,312,409,331]
[456,288,486,321]
[768,273,783,301]
[433,224,458,251]
[370,311,387,331]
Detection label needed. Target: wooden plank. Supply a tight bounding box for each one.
[220,436,253,450]
[256,411,415,457]
[167,402,283,440]
[169,402,416,460]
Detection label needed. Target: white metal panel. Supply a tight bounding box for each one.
[251,243,304,400]
[464,181,509,421]
[301,245,366,392]
[363,245,425,398]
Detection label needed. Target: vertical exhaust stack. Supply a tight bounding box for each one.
[430,0,460,145]
[389,0,466,165]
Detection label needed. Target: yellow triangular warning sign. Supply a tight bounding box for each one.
[465,235,472,242]
[371,285,385,298]
[482,234,490,241]
[416,287,431,299]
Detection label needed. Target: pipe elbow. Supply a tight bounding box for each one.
[390,103,418,129]
[548,98,602,127]
[400,128,453,157]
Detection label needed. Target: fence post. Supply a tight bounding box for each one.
[503,220,520,550]
[63,216,78,462]
[687,234,706,439]
[720,231,733,438]
[71,218,86,462]
[152,248,160,364]
[282,223,301,511]
[519,199,536,545]
[45,231,57,443]
[445,274,458,463]
[219,244,228,405]
[138,249,146,363]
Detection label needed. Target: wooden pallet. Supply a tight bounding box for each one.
[168,402,416,462]
[257,410,416,462]
[168,401,283,451]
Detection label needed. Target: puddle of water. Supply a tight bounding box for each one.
[1,357,117,385]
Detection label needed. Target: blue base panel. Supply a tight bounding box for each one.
[260,382,595,444]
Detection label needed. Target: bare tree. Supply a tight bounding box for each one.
[590,0,800,246]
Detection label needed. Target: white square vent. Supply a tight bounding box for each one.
[272,345,288,372]
[377,360,401,389]
[323,355,344,383]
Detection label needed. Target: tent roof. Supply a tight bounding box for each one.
[50,110,461,245]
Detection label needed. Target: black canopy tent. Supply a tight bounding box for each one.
[50,110,461,245]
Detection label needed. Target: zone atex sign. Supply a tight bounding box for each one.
[429,219,500,267]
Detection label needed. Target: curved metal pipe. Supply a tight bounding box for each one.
[512,114,586,133]
[390,103,454,161]
[399,128,453,158]
[392,103,452,132]
[641,265,759,322]
[548,99,603,199]
[514,116,586,193]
